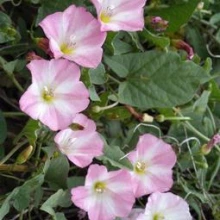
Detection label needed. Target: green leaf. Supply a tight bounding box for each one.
[40,189,71,219]
[140,29,170,49]
[89,63,107,85]
[0,12,18,43]
[0,173,45,214]
[89,85,101,101]
[13,119,40,146]
[0,109,7,144]
[128,32,144,52]
[98,145,133,170]
[2,60,18,75]
[105,51,209,109]
[148,0,200,32]
[185,24,209,58]
[104,106,131,120]
[55,213,67,220]
[210,80,220,102]
[12,174,45,211]
[0,149,52,218]
[67,176,85,189]
[0,188,19,219]
[0,11,11,27]
[0,43,31,56]
[112,32,133,55]
[45,154,69,189]
[193,90,211,114]
[210,13,220,26]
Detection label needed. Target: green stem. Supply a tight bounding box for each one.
[0,173,25,181]
[107,74,121,84]
[0,140,28,165]
[173,108,210,142]
[156,114,191,122]
[11,75,24,92]
[93,102,119,113]
[0,56,24,92]
[19,210,24,220]
[183,120,210,142]
[207,106,216,132]
[208,156,220,190]
[166,116,191,121]
[174,109,220,153]
[192,15,218,29]
[34,142,42,166]
[3,112,26,117]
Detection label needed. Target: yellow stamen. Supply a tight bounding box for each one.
[134,161,147,174]
[153,213,165,220]
[100,6,114,23]
[42,86,54,102]
[100,13,111,23]
[94,181,106,193]
[60,43,73,55]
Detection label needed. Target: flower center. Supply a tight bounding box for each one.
[134,161,147,174]
[100,5,114,23]
[42,86,54,102]
[60,137,77,155]
[153,213,165,220]
[94,181,106,193]
[60,35,76,55]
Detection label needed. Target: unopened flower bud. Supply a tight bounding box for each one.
[155,114,165,122]
[34,37,53,57]
[26,52,43,62]
[149,16,169,32]
[16,145,33,164]
[196,160,208,169]
[92,106,101,113]
[201,133,220,155]
[171,39,194,60]
[201,144,211,155]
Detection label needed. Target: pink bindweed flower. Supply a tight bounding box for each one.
[54,114,103,168]
[127,134,176,198]
[137,192,192,220]
[19,59,89,131]
[39,5,106,68]
[90,0,147,32]
[71,164,135,220]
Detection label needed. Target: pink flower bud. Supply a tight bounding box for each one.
[201,133,220,155]
[172,39,194,60]
[26,52,43,62]
[35,37,53,57]
[150,16,169,32]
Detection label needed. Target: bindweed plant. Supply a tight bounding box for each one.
[0,0,220,219]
